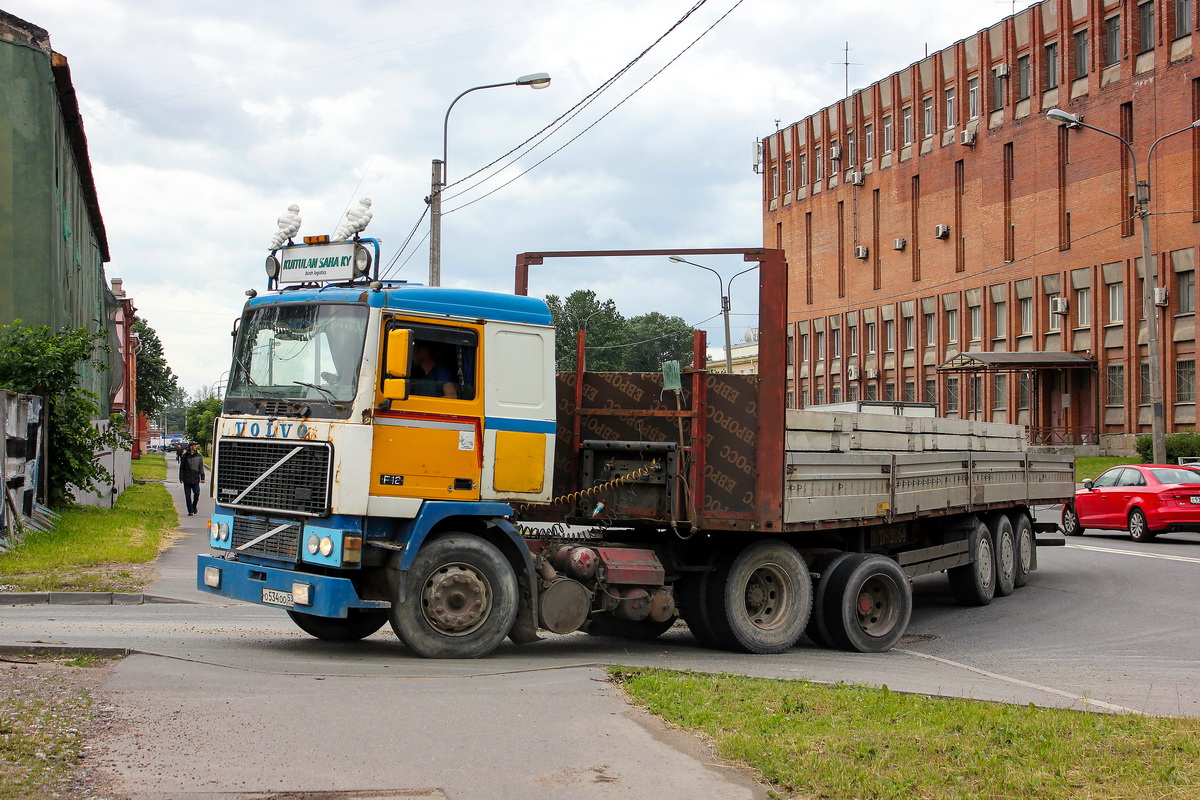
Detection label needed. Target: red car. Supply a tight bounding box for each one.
[1061,464,1200,542]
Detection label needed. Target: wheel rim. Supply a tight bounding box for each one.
[1064,508,1077,533]
[1017,529,1033,573]
[1130,512,1145,538]
[854,574,902,638]
[742,562,793,631]
[998,533,1015,580]
[977,537,994,588]
[421,562,492,636]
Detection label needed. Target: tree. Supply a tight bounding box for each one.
[185,397,223,453]
[161,384,189,434]
[133,318,178,421]
[622,312,695,371]
[545,290,626,371]
[0,321,121,506]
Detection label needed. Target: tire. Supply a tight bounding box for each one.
[821,554,913,653]
[388,534,518,659]
[948,518,996,607]
[804,552,856,647]
[1061,504,1085,536]
[588,614,677,640]
[1010,511,1035,588]
[988,513,1017,598]
[287,608,389,641]
[705,539,813,654]
[1128,508,1157,543]
[678,555,724,648]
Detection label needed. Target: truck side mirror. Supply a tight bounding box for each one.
[386,328,411,378]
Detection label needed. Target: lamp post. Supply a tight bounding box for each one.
[428,72,551,288]
[668,256,758,373]
[1047,108,1200,465]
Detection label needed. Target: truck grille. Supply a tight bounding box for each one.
[216,440,332,516]
[232,516,300,561]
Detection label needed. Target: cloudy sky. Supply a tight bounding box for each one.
[7,0,1019,394]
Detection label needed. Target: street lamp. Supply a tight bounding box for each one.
[668,256,758,373]
[428,72,551,288]
[1047,108,1200,465]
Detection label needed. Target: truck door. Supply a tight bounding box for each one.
[371,319,484,502]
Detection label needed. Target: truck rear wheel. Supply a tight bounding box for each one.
[287,608,389,641]
[678,553,724,648]
[821,554,912,653]
[706,539,812,654]
[987,513,1017,597]
[1010,511,1034,588]
[804,552,857,647]
[948,518,995,607]
[389,534,518,659]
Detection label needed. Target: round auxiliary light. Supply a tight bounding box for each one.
[319,536,334,558]
[307,534,320,555]
[265,255,281,278]
[218,522,230,542]
[354,246,372,276]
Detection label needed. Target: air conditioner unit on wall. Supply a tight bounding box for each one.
[994,63,1009,77]
[846,364,860,381]
[934,224,951,239]
[854,245,869,260]
[865,367,879,379]
[850,171,865,185]
[893,238,907,251]
[1050,296,1069,315]
[1154,287,1170,307]
[829,144,842,159]
[960,129,977,146]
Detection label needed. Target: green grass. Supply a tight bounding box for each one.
[131,452,167,481]
[0,480,177,592]
[1075,455,1140,482]
[611,668,1200,800]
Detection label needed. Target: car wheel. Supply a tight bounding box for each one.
[1061,503,1085,536]
[1128,508,1157,543]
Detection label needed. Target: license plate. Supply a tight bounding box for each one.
[1190,496,1200,505]
[262,588,294,607]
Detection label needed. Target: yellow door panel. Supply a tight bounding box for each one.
[493,431,546,494]
[371,415,481,501]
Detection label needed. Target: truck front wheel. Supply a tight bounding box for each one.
[707,539,812,654]
[390,534,518,659]
[287,608,389,641]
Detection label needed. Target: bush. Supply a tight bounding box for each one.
[1134,431,1200,463]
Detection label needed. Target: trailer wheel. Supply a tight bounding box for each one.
[1061,504,1085,536]
[822,554,912,653]
[389,534,518,659]
[287,608,389,641]
[707,540,812,654]
[948,518,995,607]
[804,552,857,647]
[988,513,1017,597]
[1010,511,1034,588]
[588,614,677,640]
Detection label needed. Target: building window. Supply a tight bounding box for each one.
[922,97,934,137]
[970,306,982,340]
[902,106,914,145]
[1176,0,1193,39]
[848,383,859,401]
[946,309,959,342]
[866,383,878,401]
[1109,282,1125,322]
[968,77,980,119]
[946,377,960,413]
[814,147,823,181]
[925,378,937,404]
[944,87,956,129]
[1179,270,1195,313]
[864,124,874,161]
[885,382,896,401]
[1017,54,1031,100]
[816,387,825,405]
[1074,29,1089,78]
[1140,362,1152,405]
[1076,287,1091,327]
[994,301,1007,338]
[865,321,876,354]
[799,334,808,363]
[815,330,824,361]
[830,140,840,170]
[1045,42,1060,89]
[1105,15,1122,66]
[903,316,915,350]
[801,389,809,406]
[1107,364,1125,405]
[993,373,1007,410]
[884,319,896,352]
[924,313,936,346]
[784,159,793,192]
[846,133,856,166]
[1178,360,1197,403]
[831,386,842,403]
[1139,1,1156,52]
[831,328,841,358]
[1019,372,1032,409]
[771,166,779,197]
[1048,294,1061,331]
[798,154,808,186]
[904,380,916,402]
[1019,298,1033,334]
[971,375,984,417]
[848,324,858,355]
[992,67,1006,110]
[882,115,894,153]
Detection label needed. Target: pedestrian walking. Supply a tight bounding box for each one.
[179,443,206,516]
[175,442,184,463]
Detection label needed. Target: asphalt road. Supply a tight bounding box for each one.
[2,485,1198,799]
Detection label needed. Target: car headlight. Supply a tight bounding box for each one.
[307,534,320,555]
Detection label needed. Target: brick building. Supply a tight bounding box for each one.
[762,0,1198,455]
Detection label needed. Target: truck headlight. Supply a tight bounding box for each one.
[319,536,334,557]
[218,522,230,542]
[307,534,320,555]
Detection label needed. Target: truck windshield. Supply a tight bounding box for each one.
[226,303,368,410]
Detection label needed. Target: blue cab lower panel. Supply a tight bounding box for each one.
[197,555,390,618]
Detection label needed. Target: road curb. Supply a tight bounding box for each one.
[0,592,202,606]
[0,643,134,659]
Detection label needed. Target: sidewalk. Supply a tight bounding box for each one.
[144,462,218,603]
